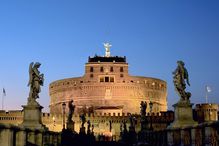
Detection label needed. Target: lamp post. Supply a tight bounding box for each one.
[62,102,66,130]
[149,101,153,130]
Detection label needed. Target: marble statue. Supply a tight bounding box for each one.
[67,100,75,123]
[103,42,112,57]
[173,60,191,101]
[28,62,44,100]
[103,42,112,52]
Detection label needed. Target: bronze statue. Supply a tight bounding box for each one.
[67,100,75,123]
[140,101,147,117]
[87,120,91,134]
[173,61,191,101]
[80,113,86,128]
[129,114,136,128]
[28,62,44,100]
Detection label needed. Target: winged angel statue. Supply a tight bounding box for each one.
[28,62,44,100]
[173,61,191,101]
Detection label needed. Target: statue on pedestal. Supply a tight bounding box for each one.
[140,101,147,117]
[66,100,75,131]
[28,62,44,103]
[128,114,136,132]
[87,120,91,134]
[80,114,86,128]
[79,113,86,134]
[168,60,197,128]
[21,62,47,130]
[140,101,147,131]
[173,60,191,102]
[67,100,75,123]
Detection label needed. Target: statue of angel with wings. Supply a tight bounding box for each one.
[173,60,191,101]
[28,62,44,100]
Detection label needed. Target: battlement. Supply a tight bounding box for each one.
[88,56,126,63]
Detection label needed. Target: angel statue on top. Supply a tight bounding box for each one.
[28,62,44,102]
[173,60,191,102]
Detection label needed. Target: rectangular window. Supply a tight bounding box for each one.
[110,67,113,72]
[120,67,124,72]
[110,77,114,82]
[100,77,104,82]
[90,67,94,72]
[100,67,104,72]
[105,77,109,82]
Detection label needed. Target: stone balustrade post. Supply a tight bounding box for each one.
[205,126,217,146]
[0,128,14,146]
[191,128,196,146]
[16,130,27,146]
[167,130,174,146]
[27,131,36,145]
[181,129,191,146]
[35,131,43,146]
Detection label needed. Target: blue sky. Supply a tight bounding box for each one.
[0,0,218,112]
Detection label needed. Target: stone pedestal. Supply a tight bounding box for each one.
[67,121,75,131]
[168,101,197,129]
[20,99,47,130]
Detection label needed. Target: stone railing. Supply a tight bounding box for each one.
[142,121,219,146]
[0,123,61,146]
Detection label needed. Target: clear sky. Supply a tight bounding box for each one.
[0,0,218,112]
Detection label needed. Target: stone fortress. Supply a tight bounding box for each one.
[49,43,167,116]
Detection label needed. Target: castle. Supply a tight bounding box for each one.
[49,43,167,116]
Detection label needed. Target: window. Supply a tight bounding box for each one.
[100,67,104,72]
[105,77,109,82]
[110,77,114,82]
[90,67,94,72]
[120,67,124,72]
[120,74,124,77]
[90,74,93,78]
[99,76,114,83]
[100,77,104,82]
[110,67,113,72]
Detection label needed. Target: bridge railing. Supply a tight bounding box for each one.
[0,123,61,146]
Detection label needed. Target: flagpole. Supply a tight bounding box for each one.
[205,89,208,104]
[2,93,3,110]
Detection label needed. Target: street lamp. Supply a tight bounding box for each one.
[62,102,66,130]
[149,101,153,130]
